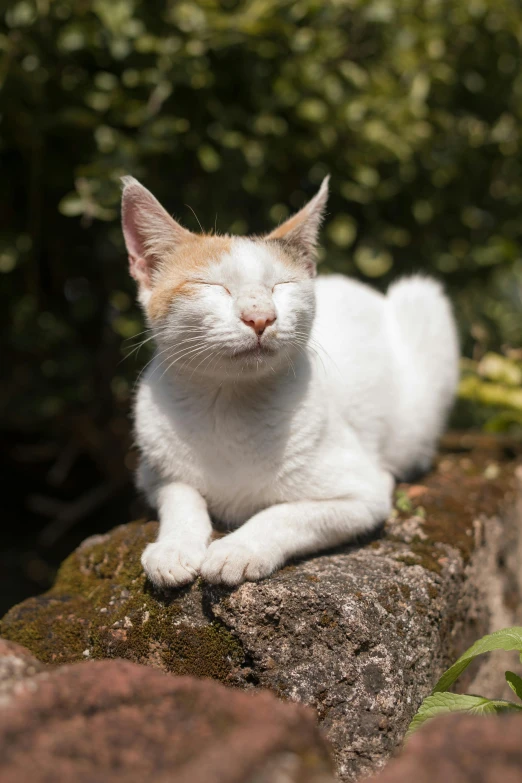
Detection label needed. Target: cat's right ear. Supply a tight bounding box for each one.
[266,176,329,276]
[121,176,193,289]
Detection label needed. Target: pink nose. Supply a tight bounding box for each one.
[241,314,276,336]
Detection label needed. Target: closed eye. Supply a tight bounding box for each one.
[273,281,298,291]
[191,281,231,295]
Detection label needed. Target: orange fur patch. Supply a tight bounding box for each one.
[268,212,307,240]
[147,235,232,321]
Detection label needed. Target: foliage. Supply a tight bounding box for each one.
[407,626,522,738]
[1,0,522,438]
[458,350,522,433]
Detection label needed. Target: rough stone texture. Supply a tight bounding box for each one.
[0,649,334,783]
[365,713,522,783]
[466,461,522,701]
[1,438,521,781]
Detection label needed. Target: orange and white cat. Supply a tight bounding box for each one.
[121,176,458,588]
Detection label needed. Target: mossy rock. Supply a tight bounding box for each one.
[0,522,244,680]
[1,442,520,782]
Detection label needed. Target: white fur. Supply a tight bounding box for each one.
[133,234,459,586]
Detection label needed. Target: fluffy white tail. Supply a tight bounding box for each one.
[386,276,459,480]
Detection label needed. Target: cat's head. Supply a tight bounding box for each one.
[121,176,328,381]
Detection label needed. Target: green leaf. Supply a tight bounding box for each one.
[395,489,413,513]
[433,627,522,693]
[406,692,522,740]
[505,671,522,701]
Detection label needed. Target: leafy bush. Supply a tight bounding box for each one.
[407,626,522,737]
[459,351,522,432]
[1,0,522,436]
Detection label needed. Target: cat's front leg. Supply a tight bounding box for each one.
[141,482,212,588]
[200,484,392,586]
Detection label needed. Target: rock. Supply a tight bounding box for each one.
[366,713,522,783]
[0,638,45,704]
[0,644,334,783]
[1,441,521,781]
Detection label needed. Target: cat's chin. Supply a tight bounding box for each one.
[230,344,277,360]
[206,342,287,380]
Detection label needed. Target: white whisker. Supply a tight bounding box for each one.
[159,344,217,380]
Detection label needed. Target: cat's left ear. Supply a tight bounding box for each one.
[266,176,329,275]
[121,176,193,290]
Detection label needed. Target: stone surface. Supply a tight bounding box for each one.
[1,439,521,781]
[0,638,45,704]
[365,713,522,783]
[0,648,334,783]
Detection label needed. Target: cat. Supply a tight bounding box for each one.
[121,175,459,588]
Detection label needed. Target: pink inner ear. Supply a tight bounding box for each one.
[266,176,329,269]
[128,254,151,287]
[122,199,147,262]
[121,177,194,290]
[122,185,161,266]
[122,196,153,288]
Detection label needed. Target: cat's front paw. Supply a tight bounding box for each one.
[200,537,283,586]
[141,540,206,588]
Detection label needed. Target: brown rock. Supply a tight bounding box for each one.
[366,713,522,783]
[0,638,45,703]
[0,655,334,783]
[2,441,522,780]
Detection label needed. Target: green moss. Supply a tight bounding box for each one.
[0,520,244,680]
[387,453,517,581]
[56,520,152,593]
[161,622,244,680]
[0,594,92,664]
[417,456,515,563]
[88,576,244,681]
[0,522,154,664]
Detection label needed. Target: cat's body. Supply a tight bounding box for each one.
[122,177,459,587]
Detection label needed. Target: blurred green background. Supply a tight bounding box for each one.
[1,0,521,609]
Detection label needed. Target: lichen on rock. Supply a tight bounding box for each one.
[1,440,521,781]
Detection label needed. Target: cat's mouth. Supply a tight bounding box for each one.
[230,343,276,360]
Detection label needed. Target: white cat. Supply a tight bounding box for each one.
[121,176,459,588]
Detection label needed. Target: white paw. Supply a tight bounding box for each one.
[141,540,206,588]
[200,537,282,586]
